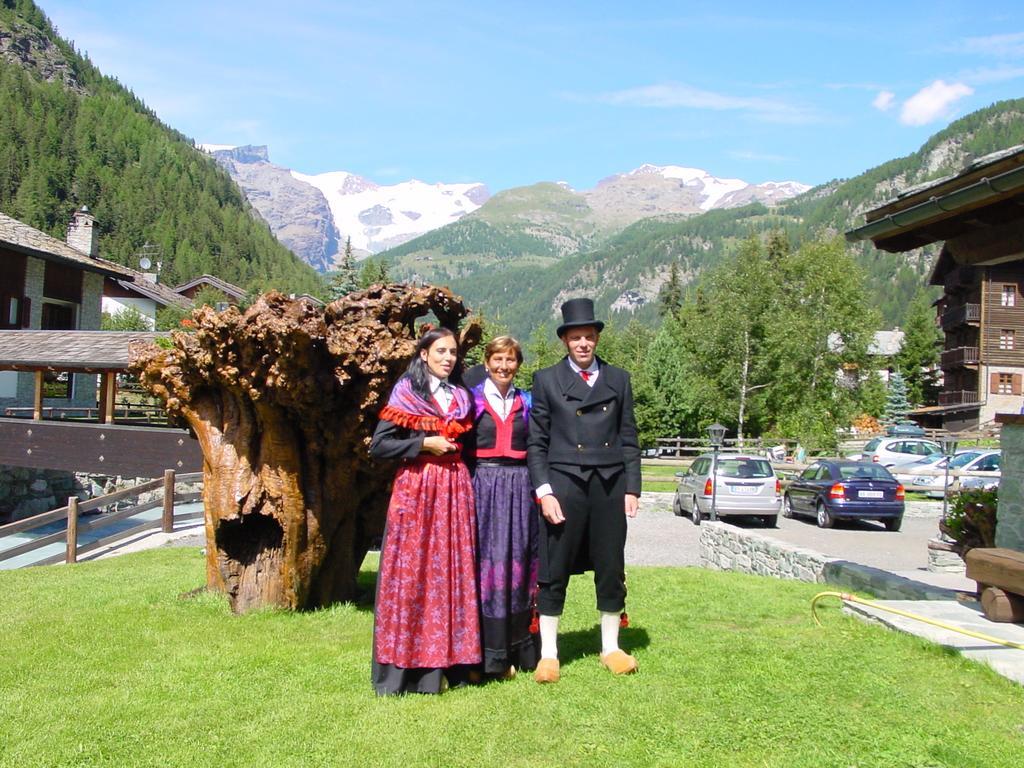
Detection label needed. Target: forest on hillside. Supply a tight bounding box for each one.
[0,0,323,295]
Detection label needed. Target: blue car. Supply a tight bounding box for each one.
[783,460,905,531]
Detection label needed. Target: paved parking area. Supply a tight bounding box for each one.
[626,492,947,573]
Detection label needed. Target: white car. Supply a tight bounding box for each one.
[891,450,983,489]
[906,450,1000,498]
[859,437,942,469]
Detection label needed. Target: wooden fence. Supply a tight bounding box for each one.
[0,470,203,567]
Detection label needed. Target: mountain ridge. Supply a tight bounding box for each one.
[379,98,1024,339]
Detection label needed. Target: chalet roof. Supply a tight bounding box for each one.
[845,144,1024,252]
[0,330,167,372]
[173,274,247,301]
[0,211,134,278]
[108,266,192,310]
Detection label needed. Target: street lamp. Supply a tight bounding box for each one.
[940,434,959,522]
[707,423,727,522]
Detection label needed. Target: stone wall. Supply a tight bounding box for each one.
[699,521,831,582]
[995,418,1024,552]
[698,521,961,601]
[0,465,158,523]
[0,465,82,521]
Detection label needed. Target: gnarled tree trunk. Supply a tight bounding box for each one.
[131,284,480,613]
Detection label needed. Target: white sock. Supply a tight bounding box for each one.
[539,614,560,660]
[600,611,621,655]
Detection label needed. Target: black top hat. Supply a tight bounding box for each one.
[557,297,604,337]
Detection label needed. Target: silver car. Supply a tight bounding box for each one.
[859,437,942,469]
[901,450,999,497]
[948,451,1001,494]
[674,454,781,527]
[891,450,983,491]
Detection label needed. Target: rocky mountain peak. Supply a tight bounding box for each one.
[0,19,85,94]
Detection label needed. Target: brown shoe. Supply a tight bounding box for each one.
[600,650,638,675]
[534,658,560,684]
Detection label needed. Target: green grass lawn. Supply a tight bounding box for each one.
[2,549,1022,767]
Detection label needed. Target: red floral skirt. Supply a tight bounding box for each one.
[373,455,481,669]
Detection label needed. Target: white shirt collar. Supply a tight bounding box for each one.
[483,377,516,401]
[567,357,599,375]
[428,373,450,393]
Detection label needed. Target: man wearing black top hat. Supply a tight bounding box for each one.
[527,297,641,683]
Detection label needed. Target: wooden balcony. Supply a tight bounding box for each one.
[941,345,980,368]
[938,390,981,407]
[943,266,977,293]
[940,302,981,330]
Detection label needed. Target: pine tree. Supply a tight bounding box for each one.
[895,293,942,405]
[882,371,912,425]
[657,261,683,317]
[328,237,359,300]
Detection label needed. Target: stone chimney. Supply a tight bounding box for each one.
[66,206,99,257]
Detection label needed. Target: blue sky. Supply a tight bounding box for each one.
[45,1,1024,192]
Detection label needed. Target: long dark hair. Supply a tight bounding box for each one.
[406,327,458,400]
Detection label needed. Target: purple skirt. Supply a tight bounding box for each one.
[472,462,540,674]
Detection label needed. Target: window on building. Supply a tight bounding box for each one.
[998,373,1015,394]
[1000,329,1015,350]
[1002,285,1017,307]
[40,301,76,330]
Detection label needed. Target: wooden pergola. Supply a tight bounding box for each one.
[0,330,165,424]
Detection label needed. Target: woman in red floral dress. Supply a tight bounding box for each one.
[369,327,481,695]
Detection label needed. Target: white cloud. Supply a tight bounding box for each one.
[958,32,1024,59]
[872,90,896,111]
[899,80,974,126]
[959,65,1024,85]
[587,82,822,124]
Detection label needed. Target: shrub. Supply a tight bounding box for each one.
[940,486,998,556]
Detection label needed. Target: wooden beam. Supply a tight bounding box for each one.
[97,372,109,424]
[101,372,116,424]
[162,469,175,533]
[66,495,79,564]
[33,370,43,421]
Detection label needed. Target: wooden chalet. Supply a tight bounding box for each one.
[847,144,1024,431]
[103,264,192,328]
[0,207,134,412]
[174,274,247,307]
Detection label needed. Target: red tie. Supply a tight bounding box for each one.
[580,370,591,382]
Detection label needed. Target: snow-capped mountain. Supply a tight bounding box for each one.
[202,145,808,272]
[200,144,489,270]
[292,170,489,255]
[584,164,810,222]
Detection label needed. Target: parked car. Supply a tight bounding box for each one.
[674,454,780,527]
[960,473,1000,492]
[859,437,942,469]
[891,450,984,489]
[885,422,926,437]
[783,460,905,531]
[904,450,1000,498]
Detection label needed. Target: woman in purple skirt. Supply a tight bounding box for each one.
[466,336,540,678]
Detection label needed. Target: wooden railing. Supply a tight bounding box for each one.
[0,470,203,567]
[940,303,981,330]
[941,346,980,368]
[939,390,982,406]
[3,402,170,425]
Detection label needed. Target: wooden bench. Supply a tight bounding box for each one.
[965,548,1024,623]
